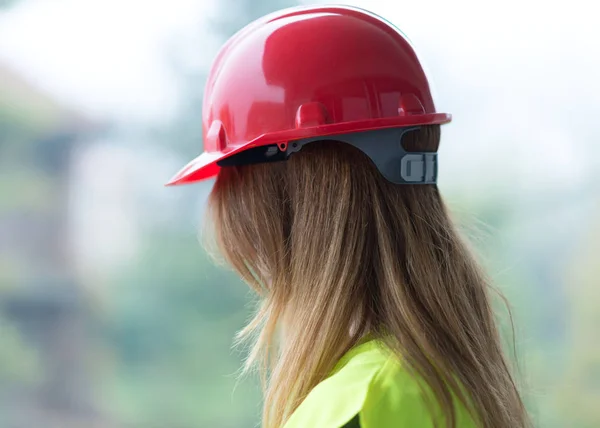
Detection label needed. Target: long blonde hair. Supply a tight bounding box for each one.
[207,126,529,428]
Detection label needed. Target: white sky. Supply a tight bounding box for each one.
[0,0,216,121]
[0,0,598,189]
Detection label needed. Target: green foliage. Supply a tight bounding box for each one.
[0,167,58,212]
[552,211,600,427]
[0,0,19,10]
[101,230,260,427]
[0,319,41,384]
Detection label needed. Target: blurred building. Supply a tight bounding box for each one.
[0,63,112,427]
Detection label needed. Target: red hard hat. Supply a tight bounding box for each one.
[167,5,451,186]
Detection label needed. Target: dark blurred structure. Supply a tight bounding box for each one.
[0,63,109,427]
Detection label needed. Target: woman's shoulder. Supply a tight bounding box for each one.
[283,339,476,428]
[283,339,394,428]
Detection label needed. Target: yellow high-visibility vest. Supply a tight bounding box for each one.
[284,338,477,428]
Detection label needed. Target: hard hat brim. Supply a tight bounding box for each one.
[165,113,451,186]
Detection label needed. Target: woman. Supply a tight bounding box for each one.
[167,5,529,428]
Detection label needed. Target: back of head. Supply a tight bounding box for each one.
[208,126,529,428]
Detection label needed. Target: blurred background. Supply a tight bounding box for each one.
[0,0,598,426]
